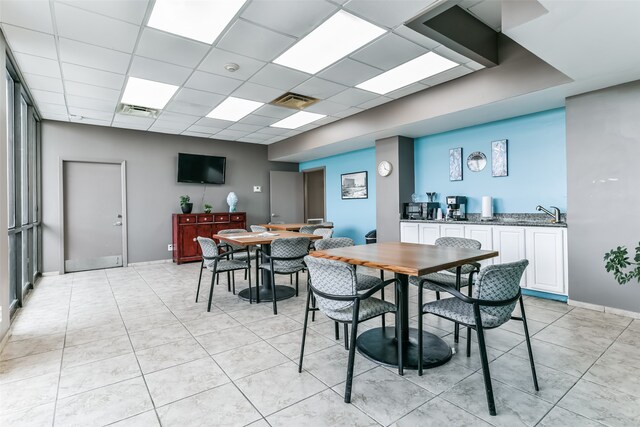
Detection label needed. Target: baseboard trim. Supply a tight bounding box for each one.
[127,259,173,267]
[568,299,640,319]
[522,289,568,302]
[42,271,60,276]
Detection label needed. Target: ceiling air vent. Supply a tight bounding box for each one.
[117,103,160,119]
[270,92,319,110]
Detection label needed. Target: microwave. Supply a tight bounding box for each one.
[403,203,422,219]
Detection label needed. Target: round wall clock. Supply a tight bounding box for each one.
[378,161,392,177]
[467,151,487,172]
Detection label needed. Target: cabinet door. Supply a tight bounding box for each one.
[180,225,199,258]
[465,225,494,267]
[418,224,440,245]
[525,228,566,295]
[400,222,420,244]
[492,226,526,286]
[441,224,465,238]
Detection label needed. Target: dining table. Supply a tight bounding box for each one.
[310,241,498,370]
[257,223,333,231]
[212,230,322,303]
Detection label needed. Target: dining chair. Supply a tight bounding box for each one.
[299,225,321,235]
[313,227,333,239]
[196,237,252,312]
[300,255,400,403]
[417,259,538,416]
[218,228,254,293]
[250,225,267,232]
[257,237,310,314]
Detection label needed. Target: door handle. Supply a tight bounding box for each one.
[271,213,277,217]
[113,221,123,226]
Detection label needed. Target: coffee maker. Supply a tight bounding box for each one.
[446,196,467,220]
[424,192,439,220]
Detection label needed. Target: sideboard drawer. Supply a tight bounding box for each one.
[214,214,230,223]
[197,214,213,223]
[178,215,197,224]
[231,214,245,222]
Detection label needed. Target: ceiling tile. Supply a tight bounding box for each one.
[318,58,382,86]
[148,126,182,135]
[23,74,64,93]
[172,88,225,108]
[156,111,200,125]
[214,129,250,139]
[292,77,348,99]
[350,33,426,70]
[30,89,66,106]
[58,0,150,25]
[240,0,337,37]
[54,3,140,53]
[467,0,502,31]
[0,0,54,33]
[312,115,341,126]
[59,38,131,74]
[66,94,117,112]
[194,117,234,129]
[164,101,213,117]
[70,117,111,127]
[217,19,296,62]
[113,114,155,126]
[187,125,224,134]
[136,28,210,68]
[1,24,57,59]
[198,48,267,81]
[344,0,432,28]
[466,61,485,71]
[231,82,282,103]
[393,25,440,50]
[129,56,192,86]
[151,119,191,131]
[13,53,61,78]
[333,106,363,118]
[434,45,470,64]
[182,131,213,138]
[40,113,69,121]
[65,81,121,102]
[238,114,278,126]
[112,120,152,131]
[37,103,68,115]
[185,71,243,95]
[386,82,428,99]
[358,96,393,109]
[68,107,114,122]
[237,136,265,144]
[227,122,262,132]
[253,104,295,119]
[255,126,289,135]
[327,87,378,107]
[248,64,311,91]
[420,65,472,86]
[61,63,125,90]
[304,100,350,115]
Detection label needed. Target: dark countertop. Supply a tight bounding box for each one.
[400,213,567,228]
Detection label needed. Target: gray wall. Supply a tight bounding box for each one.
[566,80,640,312]
[376,136,414,242]
[42,121,297,272]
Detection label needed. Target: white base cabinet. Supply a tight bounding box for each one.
[399,221,568,296]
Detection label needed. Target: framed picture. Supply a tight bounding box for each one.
[492,139,508,177]
[341,171,368,199]
[449,147,462,181]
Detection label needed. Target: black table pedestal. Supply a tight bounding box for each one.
[236,243,297,303]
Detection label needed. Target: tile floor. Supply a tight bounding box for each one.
[1,262,639,426]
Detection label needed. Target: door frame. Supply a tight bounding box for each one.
[59,158,128,274]
[301,166,326,222]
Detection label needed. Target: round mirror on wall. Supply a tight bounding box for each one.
[467,151,487,172]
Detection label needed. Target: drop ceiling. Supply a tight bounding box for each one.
[0,0,491,145]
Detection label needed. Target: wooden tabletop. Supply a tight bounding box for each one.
[213,230,322,246]
[310,242,498,276]
[258,223,333,231]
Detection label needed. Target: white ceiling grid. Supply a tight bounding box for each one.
[0,0,486,145]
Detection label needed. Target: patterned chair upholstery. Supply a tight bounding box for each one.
[314,238,382,291]
[313,228,333,239]
[318,222,333,227]
[299,225,321,234]
[218,228,252,258]
[300,255,399,403]
[417,260,538,416]
[250,225,267,232]
[196,237,251,311]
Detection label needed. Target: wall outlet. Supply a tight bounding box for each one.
[168,244,173,251]
[253,186,262,193]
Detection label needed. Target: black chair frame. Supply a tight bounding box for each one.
[256,248,307,314]
[198,245,252,312]
[417,280,538,416]
[299,277,402,403]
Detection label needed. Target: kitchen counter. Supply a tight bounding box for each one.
[401,213,567,228]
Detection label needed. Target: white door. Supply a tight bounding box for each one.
[418,223,440,245]
[64,161,125,272]
[493,226,527,286]
[525,228,566,294]
[270,171,303,223]
[400,222,420,243]
[441,224,465,238]
[465,225,494,268]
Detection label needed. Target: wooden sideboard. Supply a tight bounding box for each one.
[172,212,247,264]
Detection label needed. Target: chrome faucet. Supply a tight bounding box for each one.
[536,205,561,223]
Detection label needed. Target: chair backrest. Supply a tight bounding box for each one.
[196,237,219,266]
[270,237,310,270]
[318,222,333,227]
[250,225,267,232]
[435,237,481,275]
[313,228,333,239]
[314,237,354,251]
[304,255,357,312]
[299,225,321,234]
[218,228,247,250]
[474,259,528,325]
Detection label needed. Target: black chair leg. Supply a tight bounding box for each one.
[290,274,293,284]
[247,267,252,304]
[334,321,340,340]
[232,272,236,295]
[298,290,312,372]
[344,301,360,403]
[343,323,349,350]
[271,271,278,315]
[418,286,424,376]
[380,269,386,329]
[474,308,496,416]
[216,273,220,285]
[207,270,216,312]
[435,291,440,300]
[244,269,247,280]
[295,271,299,296]
[466,327,472,357]
[256,268,261,304]
[520,297,539,391]
[196,261,204,303]
[227,271,231,292]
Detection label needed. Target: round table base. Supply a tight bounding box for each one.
[356,327,452,370]
[237,285,296,303]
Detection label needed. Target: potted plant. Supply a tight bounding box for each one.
[179,195,193,214]
[604,242,640,284]
[203,203,212,214]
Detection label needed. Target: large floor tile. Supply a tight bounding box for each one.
[62,335,133,369]
[300,344,378,387]
[235,361,327,416]
[245,315,303,339]
[559,379,640,427]
[538,406,605,427]
[195,325,261,355]
[0,350,62,384]
[508,338,598,377]
[182,313,240,336]
[396,360,476,395]
[567,307,633,328]
[0,333,65,361]
[583,342,640,397]
[268,328,336,359]
[212,341,289,380]
[64,322,127,347]
[109,410,160,426]
[333,366,433,426]
[156,383,261,427]
[0,372,59,413]
[123,312,180,334]
[267,389,378,427]
[135,338,208,374]
[0,402,55,427]
[54,377,153,427]
[391,397,491,427]
[441,334,504,371]
[534,325,613,356]
[128,323,192,351]
[441,373,553,426]
[470,327,525,352]
[144,357,229,407]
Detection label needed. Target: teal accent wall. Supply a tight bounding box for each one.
[414,108,567,213]
[299,148,376,244]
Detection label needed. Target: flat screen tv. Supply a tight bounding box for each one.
[177,153,226,184]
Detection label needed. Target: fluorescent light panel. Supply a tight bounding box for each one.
[271,111,326,129]
[207,97,264,121]
[148,0,246,44]
[357,52,458,95]
[274,10,385,74]
[121,77,178,109]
